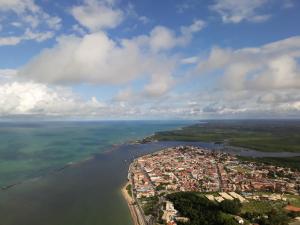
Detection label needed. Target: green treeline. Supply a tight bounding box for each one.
[238,156,300,171]
[150,120,300,153]
[166,192,292,225]
[166,192,241,225]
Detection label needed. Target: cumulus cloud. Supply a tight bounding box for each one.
[210,0,271,23]
[0,80,183,118]
[144,73,175,97]
[159,89,300,119]
[135,19,205,52]
[197,36,300,91]
[0,80,299,119]
[18,20,204,99]
[189,36,300,117]
[0,80,108,117]
[19,32,175,88]
[71,0,123,31]
[0,0,61,46]
[0,69,17,79]
[114,88,134,101]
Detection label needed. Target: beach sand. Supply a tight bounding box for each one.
[121,182,140,225]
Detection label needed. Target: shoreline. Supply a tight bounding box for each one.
[121,181,141,225]
[0,138,147,191]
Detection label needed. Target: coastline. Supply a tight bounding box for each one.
[121,181,140,225]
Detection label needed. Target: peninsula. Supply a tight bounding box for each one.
[123,146,300,225]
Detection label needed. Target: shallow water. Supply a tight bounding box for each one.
[0,120,192,187]
[1,140,298,225]
[0,141,207,225]
[0,123,298,225]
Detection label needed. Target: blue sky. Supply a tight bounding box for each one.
[0,0,299,119]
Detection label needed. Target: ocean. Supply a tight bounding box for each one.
[0,120,194,225]
[0,120,193,187]
[1,120,299,225]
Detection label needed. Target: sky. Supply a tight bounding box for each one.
[0,0,299,119]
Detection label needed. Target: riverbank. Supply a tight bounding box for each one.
[121,182,141,225]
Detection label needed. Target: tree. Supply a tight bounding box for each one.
[220,199,242,215]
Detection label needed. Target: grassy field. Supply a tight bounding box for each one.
[285,194,300,207]
[150,120,300,153]
[242,200,274,214]
[242,192,300,208]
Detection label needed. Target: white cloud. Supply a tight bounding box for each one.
[144,73,175,97]
[176,0,201,13]
[0,80,181,118]
[0,80,108,117]
[18,20,203,95]
[0,69,17,79]
[46,16,62,30]
[72,24,87,35]
[114,88,134,101]
[71,0,123,31]
[0,0,37,13]
[23,29,55,42]
[0,36,22,46]
[138,16,150,24]
[0,0,61,46]
[181,56,198,64]
[0,79,299,119]
[187,36,300,117]
[197,36,300,91]
[0,29,55,46]
[19,32,152,84]
[135,19,205,52]
[210,0,271,23]
[181,19,206,34]
[17,30,180,101]
[151,88,300,118]
[148,26,178,52]
[125,3,151,25]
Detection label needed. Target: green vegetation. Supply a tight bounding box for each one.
[126,184,132,197]
[155,184,166,191]
[241,199,300,225]
[242,207,289,225]
[141,196,159,216]
[220,199,242,215]
[238,156,300,171]
[285,194,300,207]
[242,200,276,214]
[167,192,239,225]
[166,192,295,225]
[150,120,300,152]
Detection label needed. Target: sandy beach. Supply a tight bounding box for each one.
[121,181,140,225]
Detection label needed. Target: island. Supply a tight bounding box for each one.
[123,146,300,225]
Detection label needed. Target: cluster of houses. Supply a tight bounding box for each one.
[131,146,299,198]
[129,146,300,225]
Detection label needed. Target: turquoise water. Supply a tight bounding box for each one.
[1,121,298,225]
[0,120,192,187]
[0,141,207,225]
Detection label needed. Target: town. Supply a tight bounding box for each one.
[127,146,300,225]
